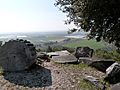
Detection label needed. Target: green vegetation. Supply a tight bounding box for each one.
[63,39,105,50]
[46,36,65,41]
[95,49,120,63]
[79,80,100,90]
[55,0,120,48]
[0,67,3,75]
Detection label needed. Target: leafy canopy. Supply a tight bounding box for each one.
[55,0,120,48]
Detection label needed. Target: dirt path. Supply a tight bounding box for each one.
[0,61,105,90]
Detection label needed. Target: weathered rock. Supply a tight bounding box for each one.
[37,52,49,60]
[50,50,78,63]
[104,63,120,84]
[84,75,106,90]
[79,57,94,64]
[37,52,50,63]
[52,55,78,63]
[89,60,115,72]
[0,39,36,71]
[47,52,59,58]
[111,83,120,90]
[75,47,94,59]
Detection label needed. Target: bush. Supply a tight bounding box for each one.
[110,51,120,62]
[0,66,3,75]
[95,50,112,59]
[95,49,120,63]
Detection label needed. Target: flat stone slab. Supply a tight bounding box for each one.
[79,57,93,64]
[52,55,78,63]
[47,50,78,63]
[47,50,71,58]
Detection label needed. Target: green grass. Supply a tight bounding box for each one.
[95,50,120,63]
[78,80,100,90]
[45,36,66,41]
[0,67,3,75]
[63,39,105,50]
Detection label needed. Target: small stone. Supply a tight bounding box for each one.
[71,85,75,88]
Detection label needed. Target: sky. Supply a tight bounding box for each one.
[0,0,73,33]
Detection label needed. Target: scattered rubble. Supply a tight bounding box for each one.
[0,60,105,90]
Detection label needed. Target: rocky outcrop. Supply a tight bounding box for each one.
[75,47,94,59]
[0,39,36,71]
[104,63,120,84]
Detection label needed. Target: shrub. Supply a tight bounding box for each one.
[0,66,3,75]
[95,49,120,63]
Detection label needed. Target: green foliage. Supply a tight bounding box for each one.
[79,80,100,90]
[0,66,3,75]
[64,39,105,50]
[47,45,75,52]
[62,46,75,53]
[55,0,120,48]
[110,51,120,62]
[95,50,112,59]
[95,49,120,63]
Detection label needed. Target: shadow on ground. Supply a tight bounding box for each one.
[3,64,52,88]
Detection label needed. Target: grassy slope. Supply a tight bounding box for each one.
[63,39,105,50]
[60,63,105,90]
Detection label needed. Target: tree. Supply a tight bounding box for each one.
[55,0,120,48]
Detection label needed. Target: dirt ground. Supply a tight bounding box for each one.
[0,61,105,90]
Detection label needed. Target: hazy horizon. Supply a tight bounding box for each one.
[0,30,68,34]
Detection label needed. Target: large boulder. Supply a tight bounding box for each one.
[75,47,94,59]
[0,39,36,71]
[89,60,115,72]
[50,50,78,63]
[104,63,120,84]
